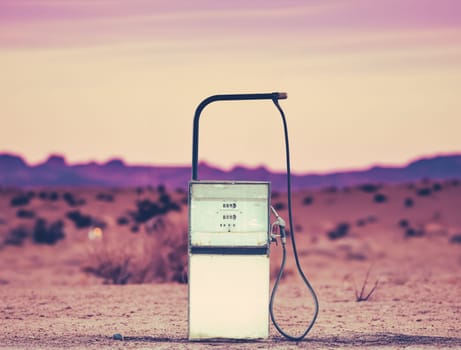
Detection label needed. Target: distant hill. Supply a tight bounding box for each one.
[0,153,460,190]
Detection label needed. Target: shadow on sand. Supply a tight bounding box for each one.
[122,333,461,347]
[308,333,461,347]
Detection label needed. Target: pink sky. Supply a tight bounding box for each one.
[1,0,461,172]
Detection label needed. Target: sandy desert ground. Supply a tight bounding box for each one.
[1,180,461,349]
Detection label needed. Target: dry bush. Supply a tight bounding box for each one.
[327,222,350,240]
[95,192,114,202]
[373,193,387,203]
[273,202,286,211]
[357,183,380,193]
[302,196,314,206]
[449,234,461,244]
[398,219,409,228]
[4,218,65,246]
[33,218,65,245]
[4,226,29,246]
[416,187,432,197]
[354,266,380,302]
[38,191,59,201]
[10,193,31,207]
[83,236,157,284]
[16,209,35,219]
[405,226,425,238]
[404,197,414,208]
[83,212,188,284]
[63,192,86,207]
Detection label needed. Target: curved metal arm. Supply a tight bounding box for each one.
[191,92,287,180]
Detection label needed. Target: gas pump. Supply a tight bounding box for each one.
[188,92,319,341]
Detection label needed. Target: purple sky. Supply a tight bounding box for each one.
[1,0,461,172]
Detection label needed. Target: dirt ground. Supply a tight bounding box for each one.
[1,182,461,349]
[1,258,460,350]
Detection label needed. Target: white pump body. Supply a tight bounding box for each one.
[188,181,270,340]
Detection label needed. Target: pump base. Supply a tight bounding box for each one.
[188,254,269,340]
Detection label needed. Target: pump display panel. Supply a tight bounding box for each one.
[189,181,270,248]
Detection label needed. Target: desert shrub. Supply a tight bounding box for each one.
[117,216,130,226]
[271,191,280,199]
[130,198,180,224]
[366,215,378,223]
[84,252,132,284]
[66,210,93,229]
[38,191,48,200]
[404,197,414,208]
[16,209,35,219]
[358,183,380,193]
[37,191,58,201]
[373,193,387,203]
[432,211,441,221]
[131,225,139,233]
[159,193,172,206]
[63,192,76,206]
[96,192,114,202]
[422,177,431,184]
[157,184,166,194]
[432,182,442,192]
[10,193,30,207]
[285,229,291,237]
[131,199,162,223]
[146,216,167,233]
[450,234,461,244]
[346,252,367,261]
[399,219,409,228]
[165,201,181,213]
[416,187,432,197]
[356,219,366,227]
[83,214,188,284]
[328,222,350,240]
[33,218,65,245]
[149,216,188,283]
[302,196,314,206]
[167,240,188,283]
[405,227,424,238]
[273,202,286,211]
[4,226,29,246]
[135,187,144,195]
[63,192,85,207]
[48,191,59,201]
[159,193,181,212]
[324,186,338,193]
[158,193,173,208]
[175,187,186,194]
[354,266,379,302]
[92,219,107,229]
[451,179,459,187]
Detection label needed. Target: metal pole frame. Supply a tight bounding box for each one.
[191,92,287,180]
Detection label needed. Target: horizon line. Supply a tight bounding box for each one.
[1,150,460,176]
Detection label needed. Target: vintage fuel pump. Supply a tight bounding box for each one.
[188,92,319,341]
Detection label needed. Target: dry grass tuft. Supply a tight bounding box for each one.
[354,266,380,302]
[83,213,188,284]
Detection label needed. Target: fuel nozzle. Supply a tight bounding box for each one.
[270,206,287,245]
